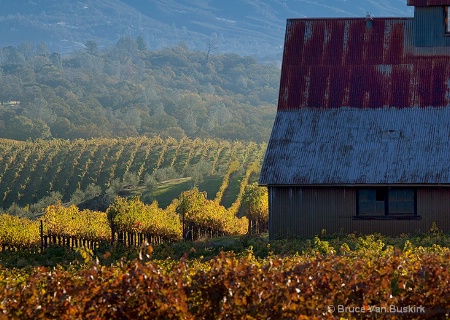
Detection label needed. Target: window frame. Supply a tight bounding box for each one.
[354,187,420,220]
[445,6,450,35]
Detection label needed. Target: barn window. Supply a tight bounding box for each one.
[388,189,415,215]
[356,188,417,219]
[358,189,385,216]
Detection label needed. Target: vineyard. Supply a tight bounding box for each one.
[1,233,450,319]
[3,134,449,319]
[0,135,269,257]
[0,187,267,253]
[0,136,266,210]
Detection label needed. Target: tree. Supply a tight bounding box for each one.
[49,52,62,68]
[23,98,57,124]
[119,108,142,129]
[36,42,49,56]
[1,116,51,140]
[116,36,137,50]
[17,42,35,60]
[205,38,218,63]
[136,36,147,51]
[50,117,74,139]
[31,119,52,139]
[122,172,140,187]
[190,161,213,187]
[1,46,25,65]
[0,75,22,103]
[85,40,99,55]
[144,173,158,193]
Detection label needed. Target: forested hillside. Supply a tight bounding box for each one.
[0,39,278,142]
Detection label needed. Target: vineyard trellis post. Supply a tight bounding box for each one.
[40,220,44,252]
[111,222,115,244]
[182,206,186,241]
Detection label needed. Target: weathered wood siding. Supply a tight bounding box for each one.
[416,188,450,230]
[268,187,450,239]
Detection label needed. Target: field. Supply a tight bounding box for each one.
[1,232,450,319]
[0,137,265,210]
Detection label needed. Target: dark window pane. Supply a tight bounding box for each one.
[404,201,415,213]
[398,190,414,201]
[388,189,415,215]
[367,190,376,202]
[358,189,385,215]
[389,202,398,213]
[359,202,368,214]
[376,201,385,215]
[388,190,397,201]
[367,202,376,213]
[376,189,385,201]
[359,190,368,202]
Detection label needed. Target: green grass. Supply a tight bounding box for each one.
[248,172,259,184]
[112,173,240,210]
[152,177,193,208]
[196,175,223,201]
[139,175,228,208]
[221,172,244,208]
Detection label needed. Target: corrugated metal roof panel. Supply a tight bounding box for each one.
[408,0,450,6]
[281,18,414,67]
[263,15,450,187]
[259,108,450,185]
[278,18,450,110]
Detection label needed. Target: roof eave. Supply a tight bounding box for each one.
[259,183,450,187]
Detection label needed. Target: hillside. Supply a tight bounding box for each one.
[0,0,413,62]
[0,136,265,213]
[0,44,278,143]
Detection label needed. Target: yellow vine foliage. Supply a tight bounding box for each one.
[0,214,40,248]
[41,204,110,241]
[242,182,269,223]
[179,188,247,235]
[107,197,182,241]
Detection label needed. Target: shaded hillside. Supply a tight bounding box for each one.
[0,43,278,142]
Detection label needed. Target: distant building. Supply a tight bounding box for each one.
[260,0,450,239]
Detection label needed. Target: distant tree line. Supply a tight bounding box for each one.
[0,38,279,142]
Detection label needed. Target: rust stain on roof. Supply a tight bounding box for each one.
[278,18,450,110]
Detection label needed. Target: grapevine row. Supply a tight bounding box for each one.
[2,243,450,319]
[0,137,265,208]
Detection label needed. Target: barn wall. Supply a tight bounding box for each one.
[416,188,450,230]
[268,187,450,239]
[268,187,355,239]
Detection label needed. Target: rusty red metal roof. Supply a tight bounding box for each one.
[278,18,450,110]
[261,14,450,185]
[408,0,450,6]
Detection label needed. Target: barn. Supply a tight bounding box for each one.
[259,0,450,239]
